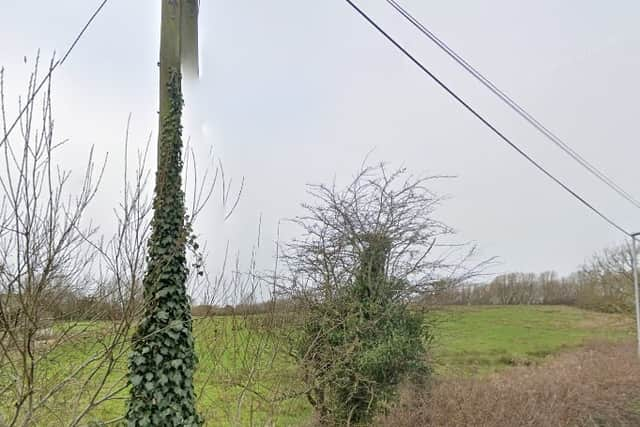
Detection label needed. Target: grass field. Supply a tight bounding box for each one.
[1,305,634,426]
[428,305,633,376]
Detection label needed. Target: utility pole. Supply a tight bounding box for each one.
[632,232,640,356]
[157,0,181,158]
[157,0,199,160]
[127,1,202,425]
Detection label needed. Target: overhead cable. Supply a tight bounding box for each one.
[343,0,631,237]
[385,0,640,210]
[1,0,110,147]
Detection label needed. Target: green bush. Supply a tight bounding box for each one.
[296,236,431,426]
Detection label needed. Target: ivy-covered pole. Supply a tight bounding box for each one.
[126,1,202,425]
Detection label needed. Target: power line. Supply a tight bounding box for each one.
[343,0,632,237]
[1,0,109,147]
[385,0,640,211]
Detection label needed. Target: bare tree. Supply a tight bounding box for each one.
[0,57,156,426]
[575,244,635,313]
[278,163,487,425]
[283,164,483,301]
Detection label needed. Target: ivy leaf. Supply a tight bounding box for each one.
[156,288,170,298]
[159,373,169,385]
[131,375,143,386]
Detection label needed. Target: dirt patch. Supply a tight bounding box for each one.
[377,341,640,427]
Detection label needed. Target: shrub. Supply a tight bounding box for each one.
[297,237,430,425]
[282,164,478,425]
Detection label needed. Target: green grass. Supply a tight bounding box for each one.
[428,305,634,376]
[1,306,634,426]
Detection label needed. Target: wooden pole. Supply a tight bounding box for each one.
[158,0,182,162]
[127,2,203,424]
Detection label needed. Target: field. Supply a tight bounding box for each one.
[0,305,634,426]
[428,305,633,375]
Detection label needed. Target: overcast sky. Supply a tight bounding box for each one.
[2,0,640,282]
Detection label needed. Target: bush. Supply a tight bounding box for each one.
[297,248,430,425]
[282,164,477,425]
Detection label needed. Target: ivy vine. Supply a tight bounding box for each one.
[125,69,203,427]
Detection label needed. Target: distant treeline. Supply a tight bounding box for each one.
[424,244,635,314]
[191,300,296,317]
[4,243,633,323]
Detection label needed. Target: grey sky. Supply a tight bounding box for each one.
[2,0,640,280]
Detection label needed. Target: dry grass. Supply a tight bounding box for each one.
[377,341,640,427]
